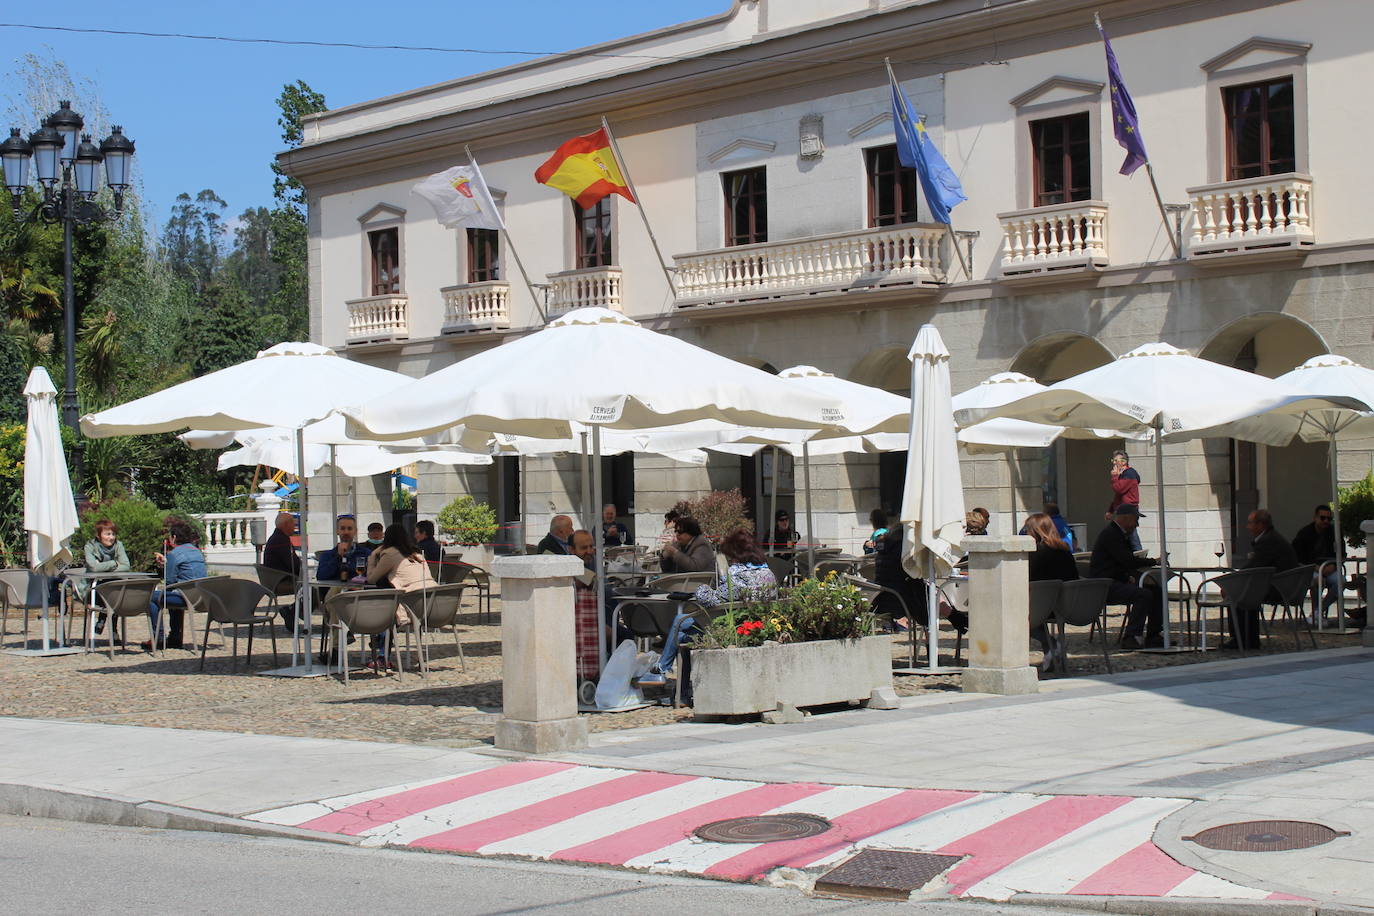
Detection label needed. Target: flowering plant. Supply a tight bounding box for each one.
[702,572,875,649]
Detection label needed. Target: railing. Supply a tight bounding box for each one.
[345,294,409,342]
[441,280,511,333]
[673,224,946,305]
[998,201,1109,277]
[197,512,261,553]
[1187,173,1314,258]
[546,266,623,316]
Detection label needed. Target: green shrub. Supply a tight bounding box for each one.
[435,494,497,544]
[0,423,23,566]
[1339,472,1374,548]
[74,497,205,572]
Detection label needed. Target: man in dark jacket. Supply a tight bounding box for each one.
[1232,509,1299,648]
[537,515,573,555]
[1089,504,1161,649]
[1292,504,1342,623]
[263,512,301,576]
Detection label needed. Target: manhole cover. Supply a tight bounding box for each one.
[693,813,832,843]
[814,850,963,900]
[1184,820,1349,852]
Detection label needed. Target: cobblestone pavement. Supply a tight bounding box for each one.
[0,599,1361,747]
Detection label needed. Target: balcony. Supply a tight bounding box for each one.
[441,280,511,334]
[345,294,409,344]
[546,266,623,317]
[673,224,946,308]
[997,201,1109,280]
[1187,173,1313,260]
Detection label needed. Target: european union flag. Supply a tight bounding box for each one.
[889,71,966,225]
[1098,19,1148,176]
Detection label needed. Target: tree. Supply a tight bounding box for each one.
[269,81,326,342]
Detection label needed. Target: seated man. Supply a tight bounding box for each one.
[1292,504,1351,625]
[569,529,603,682]
[537,515,573,556]
[263,512,301,577]
[145,520,207,651]
[316,514,367,583]
[659,517,715,574]
[1089,504,1162,649]
[363,522,385,553]
[414,519,442,564]
[1233,509,1299,648]
[601,504,627,548]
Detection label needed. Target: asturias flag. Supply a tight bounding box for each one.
[889,72,966,225]
[413,164,504,230]
[534,128,635,208]
[1098,18,1148,176]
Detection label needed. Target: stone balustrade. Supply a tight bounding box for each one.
[441,280,511,333]
[345,294,409,343]
[1187,173,1314,258]
[546,266,623,316]
[673,223,947,305]
[997,201,1109,278]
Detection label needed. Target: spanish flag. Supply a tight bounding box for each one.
[534,128,635,208]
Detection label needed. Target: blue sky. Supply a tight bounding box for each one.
[0,1,724,235]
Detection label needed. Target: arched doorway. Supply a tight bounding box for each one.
[1010,333,1116,535]
[1199,313,1329,549]
[848,347,911,519]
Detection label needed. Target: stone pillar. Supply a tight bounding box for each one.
[492,554,590,753]
[961,534,1039,696]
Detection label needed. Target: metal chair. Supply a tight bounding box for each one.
[618,597,683,651]
[1028,579,1063,673]
[0,568,45,648]
[811,558,859,579]
[1197,567,1275,654]
[1264,564,1318,650]
[844,574,924,667]
[856,556,876,581]
[94,578,160,659]
[178,577,280,671]
[1054,578,1114,674]
[646,571,715,593]
[324,588,407,684]
[163,573,233,654]
[254,564,299,631]
[445,561,492,621]
[399,583,468,675]
[765,556,795,587]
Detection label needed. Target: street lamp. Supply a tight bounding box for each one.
[3,101,135,489]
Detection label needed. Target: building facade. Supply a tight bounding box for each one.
[281,0,1374,563]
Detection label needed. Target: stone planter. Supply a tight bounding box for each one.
[450,544,495,571]
[690,635,896,718]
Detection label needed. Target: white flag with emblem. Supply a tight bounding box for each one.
[412,164,504,230]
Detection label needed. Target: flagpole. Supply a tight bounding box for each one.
[599,117,678,299]
[464,145,548,324]
[1145,163,1182,260]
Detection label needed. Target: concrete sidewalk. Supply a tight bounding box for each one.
[2,648,1373,909]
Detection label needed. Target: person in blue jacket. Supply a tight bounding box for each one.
[145,519,206,651]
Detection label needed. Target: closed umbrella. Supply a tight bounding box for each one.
[82,342,422,675]
[12,367,80,655]
[901,326,966,671]
[953,343,1370,649]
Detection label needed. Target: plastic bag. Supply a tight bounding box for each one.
[595,640,643,710]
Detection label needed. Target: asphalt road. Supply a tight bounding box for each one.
[0,814,1073,914]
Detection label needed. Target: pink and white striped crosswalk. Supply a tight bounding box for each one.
[248,761,1285,901]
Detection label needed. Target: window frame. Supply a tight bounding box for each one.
[721,166,768,247]
[1009,81,1102,211]
[1029,111,1093,208]
[572,198,614,269]
[1201,40,1309,184]
[1222,76,1297,181]
[465,227,501,283]
[864,144,921,227]
[367,226,401,296]
[355,203,406,300]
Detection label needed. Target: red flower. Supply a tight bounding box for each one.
[735,624,749,635]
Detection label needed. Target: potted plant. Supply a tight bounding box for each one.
[689,573,895,719]
[673,489,751,543]
[435,494,499,569]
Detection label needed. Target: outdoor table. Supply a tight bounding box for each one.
[62,570,157,652]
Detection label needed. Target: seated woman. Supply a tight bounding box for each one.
[693,530,778,608]
[85,519,131,636]
[364,524,436,670]
[862,508,889,554]
[1025,511,1078,671]
[659,516,715,574]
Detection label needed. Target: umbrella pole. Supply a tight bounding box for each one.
[521,456,529,554]
[768,446,779,551]
[580,432,591,530]
[297,426,315,671]
[802,441,815,577]
[1329,432,1348,630]
[330,446,338,533]
[1154,421,1172,649]
[592,425,608,677]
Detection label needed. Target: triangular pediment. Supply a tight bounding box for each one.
[1010,76,1104,110]
[357,202,406,225]
[1201,36,1311,73]
[848,112,891,139]
[706,137,776,164]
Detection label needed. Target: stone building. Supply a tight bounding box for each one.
[281,0,1374,563]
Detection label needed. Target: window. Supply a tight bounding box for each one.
[865,145,919,226]
[466,228,500,283]
[1225,77,1295,180]
[722,167,767,246]
[1030,113,1092,207]
[368,227,400,295]
[573,199,612,269]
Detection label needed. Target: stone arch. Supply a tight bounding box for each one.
[848,347,910,394]
[1196,311,1328,378]
[1009,331,1114,383]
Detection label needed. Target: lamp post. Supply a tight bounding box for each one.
[1,101,135,488]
